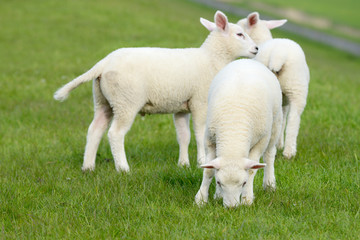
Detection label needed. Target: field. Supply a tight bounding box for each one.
[1,0,360,239]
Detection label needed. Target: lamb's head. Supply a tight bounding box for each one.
[200,11,258,59]
[201,158,266,208]
[237,12,287,45]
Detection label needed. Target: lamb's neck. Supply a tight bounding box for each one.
[255,33,273,45]
[216,139,250,160]
[215,127,252,160]
[200,34,236,69]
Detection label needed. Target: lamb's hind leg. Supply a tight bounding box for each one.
[101,71,145,172]
[277,104,289,150]
[190,105,207,166]
[107,109,138,172]
[173,113,191,167]
[82,79,113,171]
[283,95,306,159]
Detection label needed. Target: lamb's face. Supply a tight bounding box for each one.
[200,157,266,207]
[226,23,258,59]
[215,164,248,208]
[237,12,287,45]
[237,18,272,45]
[200,10,258,59]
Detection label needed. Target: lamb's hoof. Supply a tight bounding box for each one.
[276,141,284,150]
[283,147,296,159]
[263,180,276,191]
[115,164,130,173]
[213,186,222,200]
[196,161,206,168]
[213,192,222,200]
[81,164,95,172]
[178,159,190,168]
[195,190,208,206]
[241,196,254,206]
[197,157,206,167]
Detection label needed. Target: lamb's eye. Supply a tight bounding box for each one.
[242,181,247,187]
[216,181,222,186]
[237,33,245,38]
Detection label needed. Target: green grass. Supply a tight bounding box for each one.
[1,0,360,239]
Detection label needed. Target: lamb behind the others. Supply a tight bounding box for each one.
[238,12,310,159]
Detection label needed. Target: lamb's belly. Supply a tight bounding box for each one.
[139,99,190,115]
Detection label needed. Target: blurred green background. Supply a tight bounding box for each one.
[227,0,360,42]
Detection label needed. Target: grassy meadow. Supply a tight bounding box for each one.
[1,0,359,239]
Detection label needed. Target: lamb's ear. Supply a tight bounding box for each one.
[247,12,260,27]
[200,158,222,170]
[265,19,287,29]
[214,11,229,32]
[243,158,266,170]
[200,18,216,32]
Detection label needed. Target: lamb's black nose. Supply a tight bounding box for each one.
[255,46,259,51]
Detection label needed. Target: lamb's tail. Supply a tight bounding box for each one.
[54,58,107,101]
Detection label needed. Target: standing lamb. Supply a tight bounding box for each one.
[238,12,310,159]
[54,11,258,172]
[195,59,282,208]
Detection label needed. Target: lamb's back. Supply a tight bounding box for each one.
[207,59,281,151]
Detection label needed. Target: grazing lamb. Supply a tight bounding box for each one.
[54,11,258,172]
[238,12,310,159]
[195,59,282,208]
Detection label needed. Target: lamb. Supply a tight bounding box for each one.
[237,12,310,159]
[53,11,258,172]
[195,59,282,208]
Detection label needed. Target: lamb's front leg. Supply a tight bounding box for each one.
[195,137,216,205]
[195,168,214,206]
[242,140,266,205]
[173,113,191,167]
[241,169,257,205]
[263,146,277,190]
